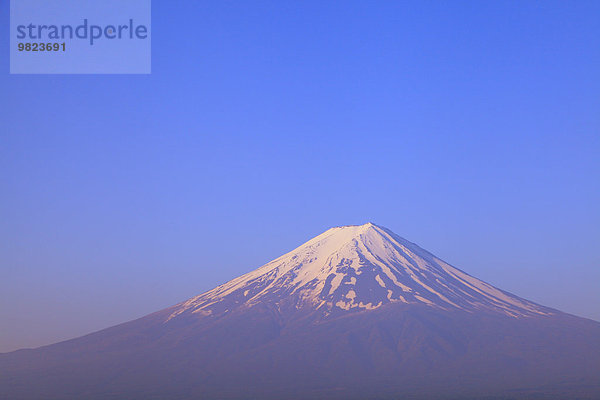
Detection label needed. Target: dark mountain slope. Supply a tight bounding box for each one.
[2,223,599,399]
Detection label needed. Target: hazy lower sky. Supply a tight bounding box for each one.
[1,1,599,353]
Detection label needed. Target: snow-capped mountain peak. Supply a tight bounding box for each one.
[168,223,550,321]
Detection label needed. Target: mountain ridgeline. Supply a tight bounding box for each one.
[2,223,599,399]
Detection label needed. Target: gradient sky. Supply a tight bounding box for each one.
[1,1,599,353]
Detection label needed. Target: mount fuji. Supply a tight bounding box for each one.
[2,223,599,399]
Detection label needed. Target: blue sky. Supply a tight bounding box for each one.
[1,0,599,352]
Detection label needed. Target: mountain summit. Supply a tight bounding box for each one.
[2,224,599,400]
[169,223,548,321]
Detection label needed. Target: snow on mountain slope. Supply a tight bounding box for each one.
[168,223,551,321]
[3,223,598,400]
